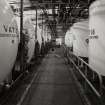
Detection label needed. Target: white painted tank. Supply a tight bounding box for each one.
[47,32,51,42]
[23,17,35,63]
[37,24,42,50]
[70,20,89,57]
[44,28,48,43]
[65,29,73,48]
[42,25,48,44]
[15,16,20,42]
[89,0,105,75]
[0,0,19,83]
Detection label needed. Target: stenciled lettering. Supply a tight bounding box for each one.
[3,24,18,34]
[3,25,8,32]
[89,35,98,39]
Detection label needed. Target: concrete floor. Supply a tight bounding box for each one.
[22,47,85,105]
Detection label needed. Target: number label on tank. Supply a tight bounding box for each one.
[89,29,98,39]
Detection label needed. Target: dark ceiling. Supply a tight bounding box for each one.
[9,0,95,37]
[24,0,89,23]
[26,0,89,37]
[11,0,94,37]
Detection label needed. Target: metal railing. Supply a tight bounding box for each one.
[63,45,105,104]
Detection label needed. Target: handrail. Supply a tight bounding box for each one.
[68,50,98,74]
[68,49,103,93]
[70,57,101,97]
[63,45,104,100]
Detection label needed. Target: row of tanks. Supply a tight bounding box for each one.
[65,0,105,78]
[65,20,89,62]
[0,0,52,89]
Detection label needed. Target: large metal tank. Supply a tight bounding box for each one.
[15,16,20,42]
[23,17,35,63]
[47,32,51,42]
[89,0,105,75]
[0,0,19,84]
[65,29,73,48]
[70,20,89,58]
[41,25,48,44]
[37,25,42,50]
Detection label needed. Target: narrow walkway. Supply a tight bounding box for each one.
[22,47,85,105]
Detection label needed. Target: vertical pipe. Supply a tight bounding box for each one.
[52,0,56,37]
[20,0,24,72]
[98,74,103,95]
[84,65,88,91]
[36,6,37,39]
[34,6,38,61]
[42,12,43,40]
